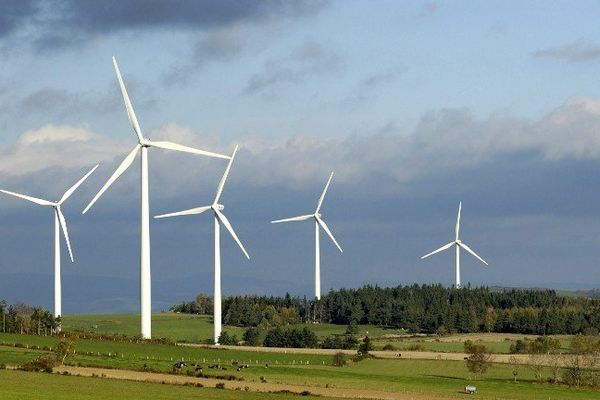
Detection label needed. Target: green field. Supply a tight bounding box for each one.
[62,312,404,343]
[62,313,574,356]
[0,369,334,400]
[1,332,599,399]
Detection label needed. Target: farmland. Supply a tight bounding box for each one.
[1,319,600,400]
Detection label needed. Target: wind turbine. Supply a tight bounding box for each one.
[82,57,230,339]
[1,165,99,326]
[154,145,249,345]
[421,202,488,288]
[271,172,343,300]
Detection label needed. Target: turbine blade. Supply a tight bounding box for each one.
[214,145,238,204]
[215,209,249,259]
[271,214,314,223]
[421,241,455,260]
[0,190,54,206]
[56,208,74,262]
[316,171,334,212]
[315,216,343,253]
[82,144,140,214]
[147,140,230,160]
[113,56,144,142]
[455,201,462,240]
[58,164,100,205]
[154,206,211,219]
[458,242,488,266]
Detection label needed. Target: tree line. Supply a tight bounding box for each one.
[170,284,600,335]
[0,301,59,335]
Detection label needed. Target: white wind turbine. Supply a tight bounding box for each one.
[82,57,230,339]
[421,202,488,288]
[1,165,98,324]
[154,145,249,345]
[271,172,342,300]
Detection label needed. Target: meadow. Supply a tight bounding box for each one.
[1,329,599,399]
[63,312,573,354]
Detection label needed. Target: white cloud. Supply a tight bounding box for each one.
[5,96,600,193]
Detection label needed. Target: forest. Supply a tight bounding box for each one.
[171,284,600,335]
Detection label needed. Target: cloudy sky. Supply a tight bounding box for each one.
[1,0,600,313]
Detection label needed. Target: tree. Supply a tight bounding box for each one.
[242,327,261,346]
[508,356,520,383]
[332,351,347,367]
[54,336,77,364]
[218,331,238,345]
[464,341,492,379]
[358,335,373,356]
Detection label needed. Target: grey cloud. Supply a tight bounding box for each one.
[532,40,600,62]
[244,40,344,95]
[0,0,38,36]
[1,0,328,53]
[5,98,600,307]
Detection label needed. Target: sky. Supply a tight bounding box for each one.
[1,0,600,313]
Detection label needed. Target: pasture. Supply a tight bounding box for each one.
[1,331,599,399]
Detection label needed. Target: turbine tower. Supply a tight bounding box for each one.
[421,202,488,288]
[154,145,249,345]
[1,165,98,326]
[83,57,230,339]
[271,172,342,300]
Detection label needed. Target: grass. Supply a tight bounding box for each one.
[0,369,332,400]
[1,332,599,399]
[61,313,245,343]
[61,312,404,343]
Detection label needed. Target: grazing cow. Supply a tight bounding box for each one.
[172,361,187,372]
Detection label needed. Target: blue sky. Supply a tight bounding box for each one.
[1,1,600,313]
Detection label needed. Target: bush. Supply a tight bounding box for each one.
[215,383,226,389]
[218,331,239,345]
[263,327,318,348]
[20,355,57,373]
[357,336,373,355]
[242,327,261,346]
[0,363,6,369]
[322,334,358,350]
[382,343,396,351]
[332,351,347,367]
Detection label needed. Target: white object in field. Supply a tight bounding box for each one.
[271,172,343,300]
[421,202,488,288]
[82,57,230,340]
[1,165,98,325]
[154,146,249,344]
[464,385,477,394]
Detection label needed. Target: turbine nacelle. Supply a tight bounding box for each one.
[211,204,225,212]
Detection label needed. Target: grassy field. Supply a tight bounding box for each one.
[0,369,335,400]
[62,312,405,343]
[62,313,574,356]
[62,313,245,342]
[1,332,599,399]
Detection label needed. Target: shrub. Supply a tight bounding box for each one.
[218,331,239,345]
[215,383,226,389]
[332,351,347,367]
[242,327,261,346]
[382,343,396,351]
[20,355,57,373]
[357,336,373,355]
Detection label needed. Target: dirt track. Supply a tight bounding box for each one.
[53,365,456,400]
